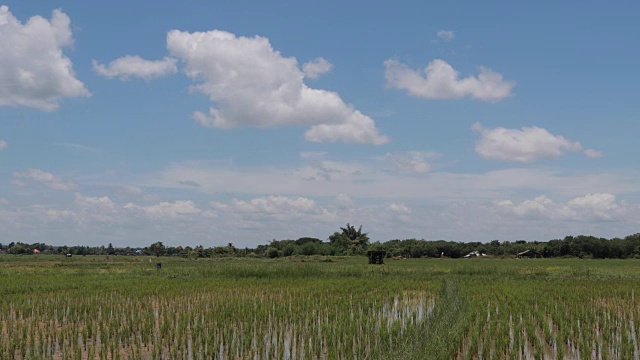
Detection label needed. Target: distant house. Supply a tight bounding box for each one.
[463,251,487,258]
[517,249,541,258]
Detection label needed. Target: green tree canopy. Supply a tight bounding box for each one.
[329,223,370,254]
[149,241,166,257]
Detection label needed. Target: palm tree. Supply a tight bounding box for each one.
[329,223,370,254]
[340,223,370,247]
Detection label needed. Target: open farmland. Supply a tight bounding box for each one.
[1,256,639,359]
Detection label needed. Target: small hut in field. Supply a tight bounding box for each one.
[367,250,386,264]
[516,249,541,258]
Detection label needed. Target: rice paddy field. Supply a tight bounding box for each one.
[1,255,639,359]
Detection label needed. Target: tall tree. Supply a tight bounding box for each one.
[149,241,166,257]
[329,223,370,254]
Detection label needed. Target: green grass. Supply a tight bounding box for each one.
[1,255,639,359]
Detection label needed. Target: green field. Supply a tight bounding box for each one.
[1,255,639,359]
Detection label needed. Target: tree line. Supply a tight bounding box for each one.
[1,227,639,259]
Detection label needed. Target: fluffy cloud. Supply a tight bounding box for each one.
[303,112,388,144]
[386,203,411,214]
[0,185,637,246]
[584,149,603,158]
[436,30,455,41]
[0,6,89,110]
[296,152,366,181]
[213,196,326,215]
[384,59,514,102]
[473,123,601,163]
[302,57,334,79]
[68,194,117,224]
[166,29,387,144]
[147,155,639,203]
[382,151,434,174]
[567,193,621,219]
[494,195,557,219]
[1,191,346,246]
[335,194,355,209]
[124,200,203,219]
[494,193,624,221]
[211,195,338,238]
[92,56,177,80]
[75,193,115,209]
[70,195,210,223]
[0,192,227,245]
[0,139,6,150]
[386,202,412,222]
[13,168,76,191]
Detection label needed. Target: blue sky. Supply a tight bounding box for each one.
[1,0,639,247]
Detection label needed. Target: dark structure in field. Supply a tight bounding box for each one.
[517,249,541,258]
[367,251,386,264]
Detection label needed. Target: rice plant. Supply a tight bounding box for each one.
[1,255,638,359]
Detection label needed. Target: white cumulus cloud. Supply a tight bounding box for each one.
[302,57,334,79]
[494,193,623,222]
[13,168,76,191]
[211,195,336,223]
[0,139,7,150]
[124,200,202,219]
[386,203,411,214]
[70,194,117,224]
[92,56,177,80]
[436,30,455,41]
[166,29,387,144]
[382,151,434,174]
[215,196,321,215]
[473,123,601,163]
[567,193,620,219]
[385,59,514,102]
[0,6,89,110]
[335,194,355,209]
[493,196,558,219]
[295,152,365,181]
[583,148,603,158]
[75,193,115,209]
[385,202,412,223]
